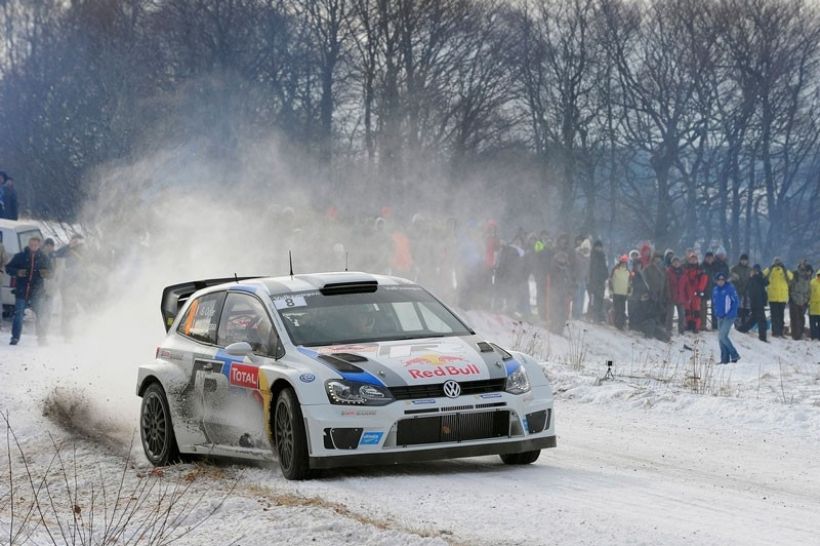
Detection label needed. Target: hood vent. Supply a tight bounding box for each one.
[477,341,494,353]
[330,352,368,363]
[318,354,364,373]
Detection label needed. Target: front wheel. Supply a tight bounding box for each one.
[500,450,540,465]
[274,388,311,480]
[140,383,181,466]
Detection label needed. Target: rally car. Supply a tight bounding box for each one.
[136,272,555,479]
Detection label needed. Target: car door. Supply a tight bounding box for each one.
[173,290,227,447]
[205,291,282,449]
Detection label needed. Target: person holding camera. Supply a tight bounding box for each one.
[4,235,50,345]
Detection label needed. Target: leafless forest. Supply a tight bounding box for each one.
[0,0,817,261]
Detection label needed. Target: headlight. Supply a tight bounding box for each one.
[505,364,531,394]
[325,380,394,406]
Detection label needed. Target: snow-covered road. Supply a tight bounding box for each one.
[2,315,819,545]
[254,399,820,545]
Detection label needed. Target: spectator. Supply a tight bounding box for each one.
[644,252,669,327]
[810,270,820,340]
[666,256,687,335]
[684,251,708,333]
[5,235,50,345]
[738,264,769,342]
[0,174,19,220]
[788,262,812,340]
[712,271,740,364]
[639,243,653,270]
[730,254,752,327]
[55,234,85,339]
[609,255,631,330]
[0,238,7,332]
[573,238,591,319]
[663,248,675,268]
[548,236,574,334]
[702,251,728,330]
[588,240,608,323]
[533,231,552,321]
[37,238,57,344]
[764,257,793,337]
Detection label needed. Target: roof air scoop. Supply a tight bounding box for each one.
[320,280,378,295]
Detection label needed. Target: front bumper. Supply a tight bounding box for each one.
[310,435,556,469]
[300,385,555,468]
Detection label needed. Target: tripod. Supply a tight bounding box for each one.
[603,360,615,381]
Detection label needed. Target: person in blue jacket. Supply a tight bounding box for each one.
[712,271,740,364]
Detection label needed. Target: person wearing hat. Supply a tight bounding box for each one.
[763,257,793,337]
[731,253,752,326]
[4,235,50,345]
[789,261,812,340]
[738,264,769,342]
[683,250,708,333]
[712,271,740,364]
[609,255,631,329]
[810,269,820,340]
[588,240,609,323]
[0,174,18,221]
[666,256,688,335]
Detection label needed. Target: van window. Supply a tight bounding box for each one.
[177,292,226,345]
[18,230,43,250]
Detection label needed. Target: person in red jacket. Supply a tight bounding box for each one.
[666,256,688,335]
[683,251,708,333]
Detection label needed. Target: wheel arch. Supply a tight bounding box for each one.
[137,374,163,397]
[266,378,298,445]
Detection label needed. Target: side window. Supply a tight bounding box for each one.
[177,292,225,345]
[218,293,280,357]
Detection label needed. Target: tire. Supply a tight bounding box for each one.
[140,382,181,466]
[500,449,541,465]
[273,388,311,480]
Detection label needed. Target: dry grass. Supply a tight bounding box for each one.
[1,413,238,546]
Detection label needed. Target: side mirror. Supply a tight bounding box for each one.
[225,341,253,357]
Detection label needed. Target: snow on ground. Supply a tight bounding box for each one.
[1,311,819,545]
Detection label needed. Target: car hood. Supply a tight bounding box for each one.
[297,335,511,387]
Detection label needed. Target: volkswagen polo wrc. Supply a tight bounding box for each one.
[136,272,556,479]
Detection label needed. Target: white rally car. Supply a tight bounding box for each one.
[137,272,555,479]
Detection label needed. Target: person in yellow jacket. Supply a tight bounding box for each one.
[810,270,820,340]
[609,255,632,330]
[763,258,793,337]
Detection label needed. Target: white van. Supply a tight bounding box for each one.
[1,219,45,313]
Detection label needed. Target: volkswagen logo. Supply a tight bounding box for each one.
[443,380,461,398]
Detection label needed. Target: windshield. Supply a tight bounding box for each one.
[272,285,473,347]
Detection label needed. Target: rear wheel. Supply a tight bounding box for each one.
[274,388,311,480]
[500,450,540,465]
[140,383,181,466]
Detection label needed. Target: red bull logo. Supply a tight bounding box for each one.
[403,354,466,367]
[407,364,481,379]
[403,354,481,380]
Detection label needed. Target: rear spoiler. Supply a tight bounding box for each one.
[160,277,261,332]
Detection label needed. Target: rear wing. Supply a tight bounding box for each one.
[160,277,260,332]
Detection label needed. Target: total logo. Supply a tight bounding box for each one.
[229,364,259,389]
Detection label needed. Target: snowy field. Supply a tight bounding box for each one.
[1,311,819,545]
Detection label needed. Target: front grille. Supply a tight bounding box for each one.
[396,410,510,446]
[389,378,506,400]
